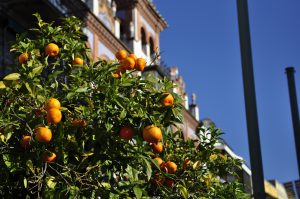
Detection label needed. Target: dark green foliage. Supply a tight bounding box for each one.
[0,14,250,199]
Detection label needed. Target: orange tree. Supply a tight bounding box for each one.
[0,14,250,198]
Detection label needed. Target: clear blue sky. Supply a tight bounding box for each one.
[154,0,300,183]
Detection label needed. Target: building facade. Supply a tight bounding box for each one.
[265,180,289,199]
[284,180,300,199]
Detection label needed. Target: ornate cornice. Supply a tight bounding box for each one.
[136,0,167,31]
[63,0,130,52]
[115,0,167,32]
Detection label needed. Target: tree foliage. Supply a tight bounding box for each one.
[0,14,250,198]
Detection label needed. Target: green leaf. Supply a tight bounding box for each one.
[0,134,5,142]
[23,177,28,188]
[192,161,201,170]
[32,65,44,76]
[50,82,56,88]
[48,70,64,80]
[0,81,6,89]
[133,186,143,199]
[37,95,45,103]
[141,156,152,181]
[105,122,113,131]
[100,182,111,189]
[75,87,88,92]
[69,186,79,196]
[125,165,139,181]
[3,73,20,80]
[178,184,188,199]
[81,152,94,157]
[109,193,119,199]
[120,109,127,119]
[26,160,35,174]
[25,83,33,96]
[46,176,56,189]
[2,154,11,168]
[5,131,12,142]
[67,92,75,99]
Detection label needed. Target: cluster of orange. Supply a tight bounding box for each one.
[20,98,63,163]
[19,47,176,177]
[19,97,89,163]
[18,43,84,66]
[18,43,85,163]
[46,98,62,125]
[147,125,177,188]
[118,92,179,187]
[113,50,146,78]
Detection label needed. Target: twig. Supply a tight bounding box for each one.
[48,164,71,185]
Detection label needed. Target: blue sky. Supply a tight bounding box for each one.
[154,0,300,183]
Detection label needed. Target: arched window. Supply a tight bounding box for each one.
[120,22,126,41]
[141,28,147,53]
[149,37,155,59]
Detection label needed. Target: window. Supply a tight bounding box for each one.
[149,37,155,59]
[120,22,126,42]
[141,28,147,53]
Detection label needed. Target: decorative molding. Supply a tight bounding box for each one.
[136,0,167,32]
[63,0,131,53]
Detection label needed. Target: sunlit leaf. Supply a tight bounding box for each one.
[45,176,56,189]
[0,81,6,89]
[3,73,20,81]
[23,177,27,188]
[32,65,44,76]
[133,186,143,199]
[178,184,188,199]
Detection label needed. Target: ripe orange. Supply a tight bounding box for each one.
[165,161,177,174]
[113,73,120,79]
[143,125,162,143]
[47,108,62,124]
[135,58,146,72]
[120,57,135,70]
[151,142,163,153]
[72,118,87,127]
[183,159,191,168]
[153,157,163,167]
[72,57,84,65]
[46,98,61,111]
[119,127,134,140]
[128,53,137,60]
[20,136,32,149]
[35,127,52,143]
[115,50,127,60]
[164,178,175,188]
[161,93,174,107]
[45,43,60,57]
[19,53,28,64]
[43,151,56,163]
[113,66,126,78]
